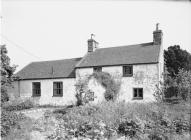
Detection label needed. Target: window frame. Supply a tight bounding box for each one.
[133,88,143,100]
[93,66,102,73]
[32,82,41,97]
[123,65,133,77]
[53,82,63,97]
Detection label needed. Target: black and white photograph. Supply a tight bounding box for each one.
[1,0,191,139]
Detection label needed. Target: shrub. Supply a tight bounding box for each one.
[52,104,105,139]
[2,99,34,111]
[52,105,73,115]
[154,69,191,103]
[1,110,26,137]
[75,76,90,106]
[117,120,142,139]
[52,101,190,139]
[53,102,156,139]
[75,72,121,106]
[1,88,9,105]
[91,72,121,101]
[176,69,191,101]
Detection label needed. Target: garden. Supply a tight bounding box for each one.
[1,99,190,140]
[1,45,191,140]
[1,71,191,140]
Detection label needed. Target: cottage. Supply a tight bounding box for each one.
[8,25,164,105]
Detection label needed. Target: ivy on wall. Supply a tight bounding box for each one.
[90,72,121,101]
[75,72,121,105]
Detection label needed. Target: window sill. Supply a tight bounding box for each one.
[132,97,143,100]
[52,95,63,97]
[123,74,133,77]
[32,95,41,97]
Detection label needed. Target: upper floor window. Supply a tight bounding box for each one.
[53,82,63,97]
[123,65,133,77]
[32,82,41,97]
[93,66,102,73]
[133,88,143,100]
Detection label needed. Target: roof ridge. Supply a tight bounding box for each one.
[97,42,154,50]
[31,57,82,63]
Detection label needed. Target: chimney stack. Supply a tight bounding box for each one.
[87,34,98,52]
[153,23,163,45]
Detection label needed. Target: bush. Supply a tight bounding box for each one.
[117,120,142,139]
[154,69,191,103]
[2,99,34,111]
[1,110,26,137]
[75,76,90,106]
[75,72,121,106]
[92,72,121,101]
[52,101,190,139]
[53,102,156,139]
[51,104,105,139]
[1,88,9,105]
[176,69,191,101]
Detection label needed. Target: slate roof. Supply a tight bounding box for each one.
[76,42,160,68]
[16,57,82,80]
[16,42,161,80]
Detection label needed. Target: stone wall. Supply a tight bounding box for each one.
[76,63,159,102]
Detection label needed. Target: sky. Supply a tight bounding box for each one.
[1,0,191,72]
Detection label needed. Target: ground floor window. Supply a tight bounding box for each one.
[32,82,41,97]
[133,88,143,100]
[53,82,63,97]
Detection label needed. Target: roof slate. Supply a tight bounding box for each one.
[16,57,82,80]
[16,42,161,80]
[76,42,160,68]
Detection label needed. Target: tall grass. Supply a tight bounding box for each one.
[52,101,190,139]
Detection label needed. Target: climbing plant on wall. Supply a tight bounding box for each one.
[75,72,121,105]
[91,72,121,101]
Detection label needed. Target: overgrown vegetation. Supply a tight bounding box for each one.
[1,110,26,137]
[75,72,121,105]
[164,45,191,78]
[1,45,17,105]
[51,102,190,140]
[91,72,121,101]
[2,44,191,140]
[2,99,34,111]
[154,69,191,103]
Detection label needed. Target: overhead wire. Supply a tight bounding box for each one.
[1,34,42,60]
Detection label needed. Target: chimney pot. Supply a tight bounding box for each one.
[153,23,163,45]
[87,34,98,52]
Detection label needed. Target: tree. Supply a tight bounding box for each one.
[0,45,17,104]
[164,45,191,77]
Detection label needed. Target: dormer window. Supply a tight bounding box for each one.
[93,66,102,73]
[123,65,133,77]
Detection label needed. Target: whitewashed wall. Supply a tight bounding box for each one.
[7,82,20,100]
[10,78,76,106]
[159,44,164,83]
[76,63,159,102]
[9,63,160,105]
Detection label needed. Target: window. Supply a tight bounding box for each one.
[32,82,41,97]
[93,66,102,72]
[123,65,133,77]
[53,82,63,97]
[133,88,143,100]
